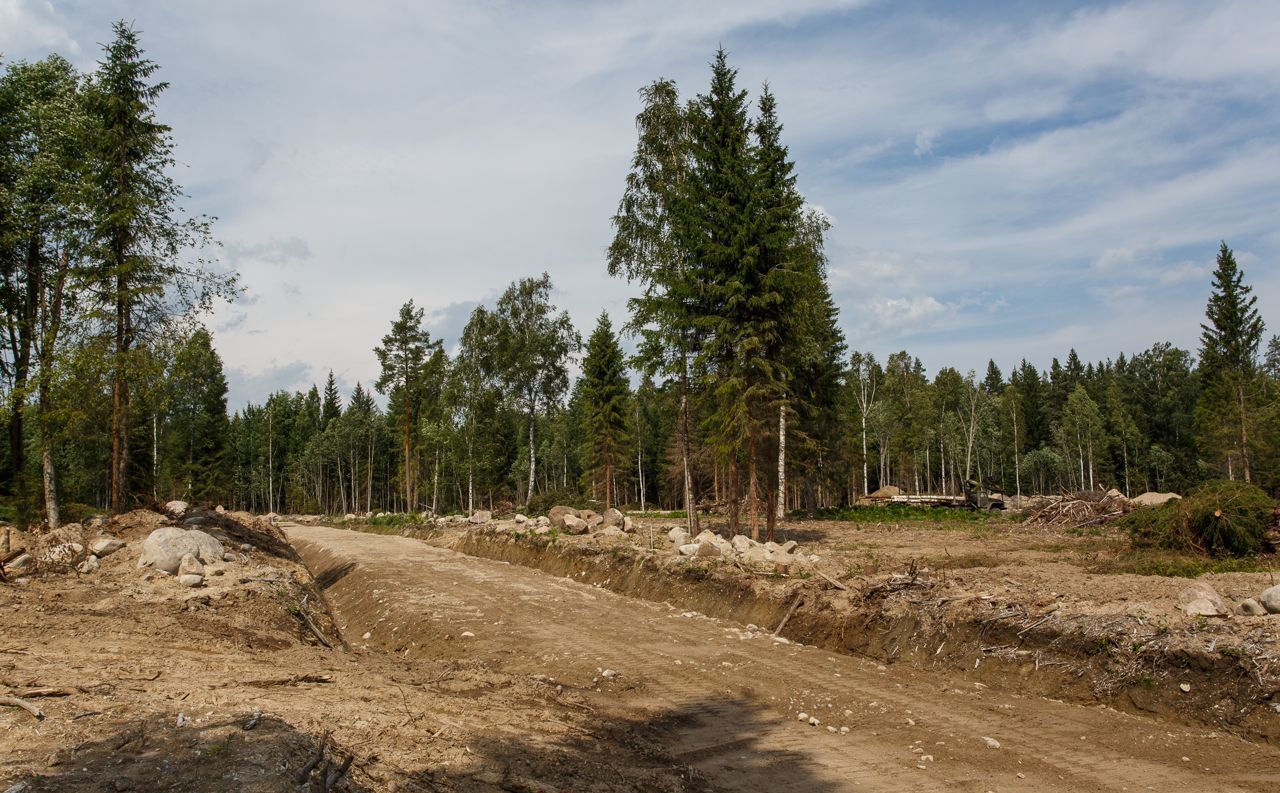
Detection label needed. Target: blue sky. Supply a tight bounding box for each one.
[4,0,1278,407]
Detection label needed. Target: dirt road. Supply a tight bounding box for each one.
[288,523,1280,793]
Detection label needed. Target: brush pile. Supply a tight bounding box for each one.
[1024,489,1133,529]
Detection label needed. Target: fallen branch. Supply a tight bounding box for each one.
[0,695,45,720]
[244,673,333,689]
[324,753,354,791]
[296,730,329,785]
[774,591,805,636]
[297,595,334,649]
[811,567,849,592]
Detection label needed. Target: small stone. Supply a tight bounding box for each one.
[982,736,1001,749]
[808,716,820,726]
[178,553,205,577]
[175,712,189,727]
[89,537,125,557]
[460,631,475,638]
[839,726,850,734]
[514,513,529,524]
[1016,772,1026,779]
[77,555,100,574]
[223,552,237,563]
[240,543,252,552]
[601,669,618,678]
[177,574,204,588]
[1238,598,1268,616]
[1178,582,1230,617]
[362,632,372,640]
[797,712,809,721]
[1179,682,1191,693]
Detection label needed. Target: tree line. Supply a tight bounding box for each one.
[1,23,233,530]
[3,42,1276,535]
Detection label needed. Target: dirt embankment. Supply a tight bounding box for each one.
[291,522,1280,793]
[0,510,707,792]
[451,526,1280,744]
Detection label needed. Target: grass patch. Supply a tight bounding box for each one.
[923,551,1011,570]
[802,505,1004,524]
[1086,548,1276,578]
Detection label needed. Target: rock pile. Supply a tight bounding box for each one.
[667,527,805,571]
[1178,581,1280,617]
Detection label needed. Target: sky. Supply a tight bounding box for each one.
[3,0,1279,408]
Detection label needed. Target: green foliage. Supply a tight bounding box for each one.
[804,505,999,524]
[580,313,630,508]
[1122,480,1275,557]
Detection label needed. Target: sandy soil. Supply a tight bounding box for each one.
[5,508,1279,792]
[289,522,1280,793]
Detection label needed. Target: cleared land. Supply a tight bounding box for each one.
[2,509,1278,792]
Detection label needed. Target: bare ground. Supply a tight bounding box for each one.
[3,510,1279,792]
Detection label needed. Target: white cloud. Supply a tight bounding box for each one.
[14,0,1279,397]
[0,0,78,58]
[913,128,939,158]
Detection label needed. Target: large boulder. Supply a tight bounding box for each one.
[1260,585,1280,615]
[137,527,225,575]
[602,508,625,528]
[667,527,690,545]
[1178,582,1230,617]
[1132,492,1182,508]
[165,500,190,517]
[548,506,580,529]
[468,510,493,524]
[593,525,627,539]
[561,515,589,535]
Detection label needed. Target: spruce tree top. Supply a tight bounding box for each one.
[1200,241,1264,376]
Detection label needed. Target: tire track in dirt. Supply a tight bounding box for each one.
[288,524,1280,792]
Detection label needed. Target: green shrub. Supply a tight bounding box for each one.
[525,491,594,517]
[1121,480,1275,557]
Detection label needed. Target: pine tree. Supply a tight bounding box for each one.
[580,313,631,510]
[982,360,1004,394]
[374,300,441,511]
[683,49,763,534]
[164,328,229,501]
[321,370,342,427]
[87,22,227,512]
[1198,241,1265,482]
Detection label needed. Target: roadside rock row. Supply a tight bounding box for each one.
[288,523,1280,793]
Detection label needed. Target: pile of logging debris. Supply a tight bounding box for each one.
[1023,489,1133,529]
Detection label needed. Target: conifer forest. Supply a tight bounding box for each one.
[2,31,1276,534]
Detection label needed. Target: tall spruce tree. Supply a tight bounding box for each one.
[321,370,342,428]
[580,312,630,510]
[682,49,761,534]
[374,299,440,511]
[88,22,225,512]
[1198,241,1265,482]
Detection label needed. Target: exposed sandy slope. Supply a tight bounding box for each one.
[289,523,1280,793]
[0,513,707,792]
